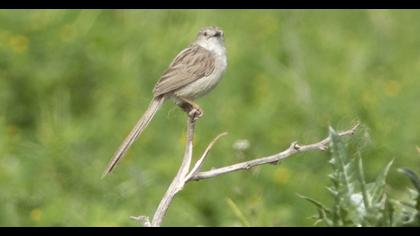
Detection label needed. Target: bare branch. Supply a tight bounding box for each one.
[185,132,228,181]
[190,123,360,181]
[130,215,151,227]
[140,119,359,226]
[150,116,196,227]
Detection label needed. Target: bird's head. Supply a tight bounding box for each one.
[195,26,225,51]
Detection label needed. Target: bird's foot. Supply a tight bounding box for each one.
[188,107,203,121]
[178,97,204,121]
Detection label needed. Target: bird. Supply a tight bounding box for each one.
[102,26,228,177]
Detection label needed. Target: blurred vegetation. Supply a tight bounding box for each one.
[0,10,419,226]
[300,128,419,226]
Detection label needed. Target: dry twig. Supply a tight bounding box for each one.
[131,116,359,227]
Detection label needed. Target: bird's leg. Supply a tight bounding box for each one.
[177,97,203,121]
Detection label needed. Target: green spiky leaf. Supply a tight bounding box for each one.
[398,168,420,192]
[370,160,394,204]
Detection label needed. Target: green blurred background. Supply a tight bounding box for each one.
[0,10,419,226]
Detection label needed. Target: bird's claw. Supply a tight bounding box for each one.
[188,107,203,121]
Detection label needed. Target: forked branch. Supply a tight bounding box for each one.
[190,123,359,181]
[131,117,359,227]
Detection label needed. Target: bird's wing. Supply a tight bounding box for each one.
[153,44,215,97]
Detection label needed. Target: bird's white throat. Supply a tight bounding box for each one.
[197,38,227,75]
[196,37,226,58]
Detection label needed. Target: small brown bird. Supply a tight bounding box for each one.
[102,26,227,177]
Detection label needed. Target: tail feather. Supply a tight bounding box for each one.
[102,96,165,178]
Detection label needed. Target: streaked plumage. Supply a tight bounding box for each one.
[103,26,227,177]
[153,45,216,97]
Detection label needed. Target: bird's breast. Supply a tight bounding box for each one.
[174,52,227,100]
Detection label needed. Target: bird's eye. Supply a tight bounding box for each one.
[203,32,208,37]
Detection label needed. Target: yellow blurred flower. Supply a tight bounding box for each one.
[273,166,290,184]
[258,13,280,36]
[8,35,29,53]
[30,208,42,222]
[362,89,378,107]
[60,24,77,43]
[384,80,401,97]
[255,73,269,101]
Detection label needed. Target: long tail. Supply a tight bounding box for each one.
[102,96,165,178]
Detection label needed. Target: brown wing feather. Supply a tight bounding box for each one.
[153,44,215,97]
